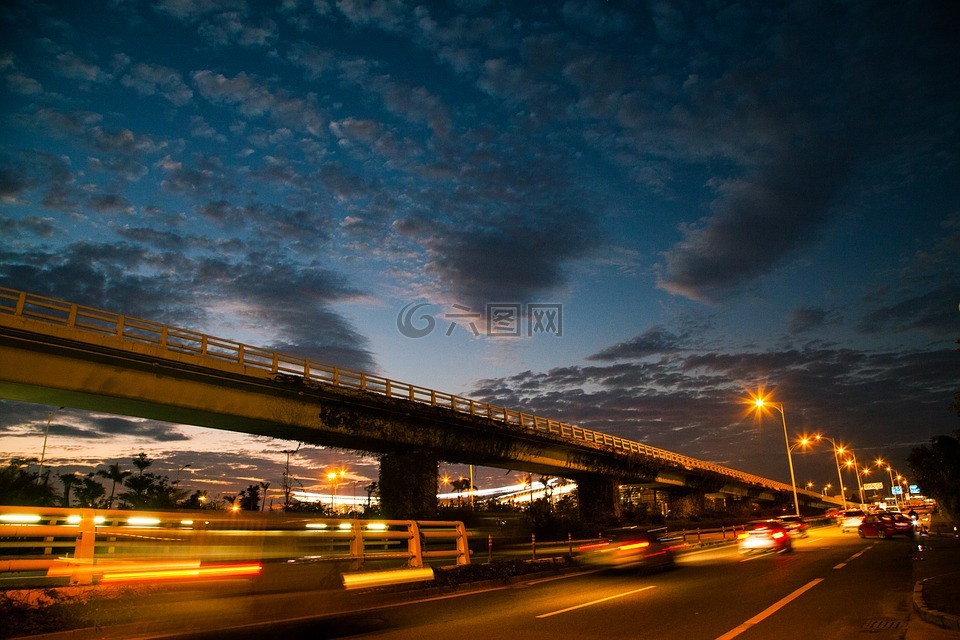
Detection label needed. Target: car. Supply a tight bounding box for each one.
[858,513,914,539]
[737,520,793,554]
[838,509,866,532]
[776,515,809,538]
[577,526,675,572]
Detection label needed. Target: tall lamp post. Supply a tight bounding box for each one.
[37,406,64,484]
[843,455,866,506]
[813,434,850,510]
[327,468,345,513]
[875,458,897,507]
[753,396,800,517]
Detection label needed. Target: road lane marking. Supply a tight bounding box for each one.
[834,544,873,569]
[535,585,656,618]
[713,578,823,640]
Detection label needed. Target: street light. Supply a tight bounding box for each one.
[822,483,832,496]
[327,468,346,512]
[752,395,800,517]
[37,406,64,484]
[875,458,898,507]
[813,434,850,510]
[843,455,865,506]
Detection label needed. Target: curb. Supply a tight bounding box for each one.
[913,578,960,632]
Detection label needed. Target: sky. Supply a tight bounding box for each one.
[1,0,958,504]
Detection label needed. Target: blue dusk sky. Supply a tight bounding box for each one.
[1,0,958,500]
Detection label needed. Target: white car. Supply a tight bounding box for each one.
[839,509,866,532]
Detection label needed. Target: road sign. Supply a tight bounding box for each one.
[892,486,903,495]
[863,482,883,491]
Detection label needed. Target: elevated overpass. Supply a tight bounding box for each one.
[0,287,838,519]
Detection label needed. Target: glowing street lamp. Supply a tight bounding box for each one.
[875,458,897,506]
[813,434,850,510]
[752,394,800,516]
[327,468,346,512]
[843,454,866,505]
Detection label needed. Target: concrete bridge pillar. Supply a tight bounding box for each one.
[577,475,621,526]
[378,450,438,520]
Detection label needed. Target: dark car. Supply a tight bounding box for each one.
[776,515,809,538]
[737,520,793,554]
[858,513,914,539]
[577,526,675,572]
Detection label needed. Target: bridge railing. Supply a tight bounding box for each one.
[0,287,808,497]
[0,505,469,586]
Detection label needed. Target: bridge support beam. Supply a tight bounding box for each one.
[378,450,438,520]
[577,476,621,526]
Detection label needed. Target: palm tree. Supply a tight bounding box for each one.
[58,472,78,507]
[451,478,471,506]
[131,452,152,476]
[259,481,270,511]
[97,463,131,509]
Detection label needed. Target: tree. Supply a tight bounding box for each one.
[907,430,960,520]
[58,472,80,507]
[0,458,58,506]
[237,484,262,511]
[96,463,131,509]
[364,481,379,509]
[182,490,210,509]
[450,478,472,507]
[131,452,152,476]
[73,473,106,508]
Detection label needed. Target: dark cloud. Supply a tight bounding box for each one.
[0,242,375,370]
[858,285,959,337]
[0,403,189,442]
[658,147,850,302]
[788,307,837,335]
[587,326,688,361]
[472,344,958,481]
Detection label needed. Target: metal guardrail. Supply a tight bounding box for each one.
[0,286,814,497]
[0,505,470,586]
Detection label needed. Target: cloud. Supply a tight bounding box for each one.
[0,241,375,371]
[120,62,194,106]
[53,51,111,83]
[658,147,850,302]
[192,70,328,137]
[788,307,836,334]
[587,326,688,361]
[471,343,958,479]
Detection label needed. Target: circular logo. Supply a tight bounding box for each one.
[396,302,436,338]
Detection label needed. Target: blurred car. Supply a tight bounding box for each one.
[858,513,914,539]
[838,509,866,532]
[577,526,675,571]
[776,515,809,538]
[737,520,793,554]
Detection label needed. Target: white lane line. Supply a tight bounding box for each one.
[834,544,873,569]
[713,578,824,640]
[536,585,656,618]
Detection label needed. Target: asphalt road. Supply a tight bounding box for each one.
[129,525,937,640]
